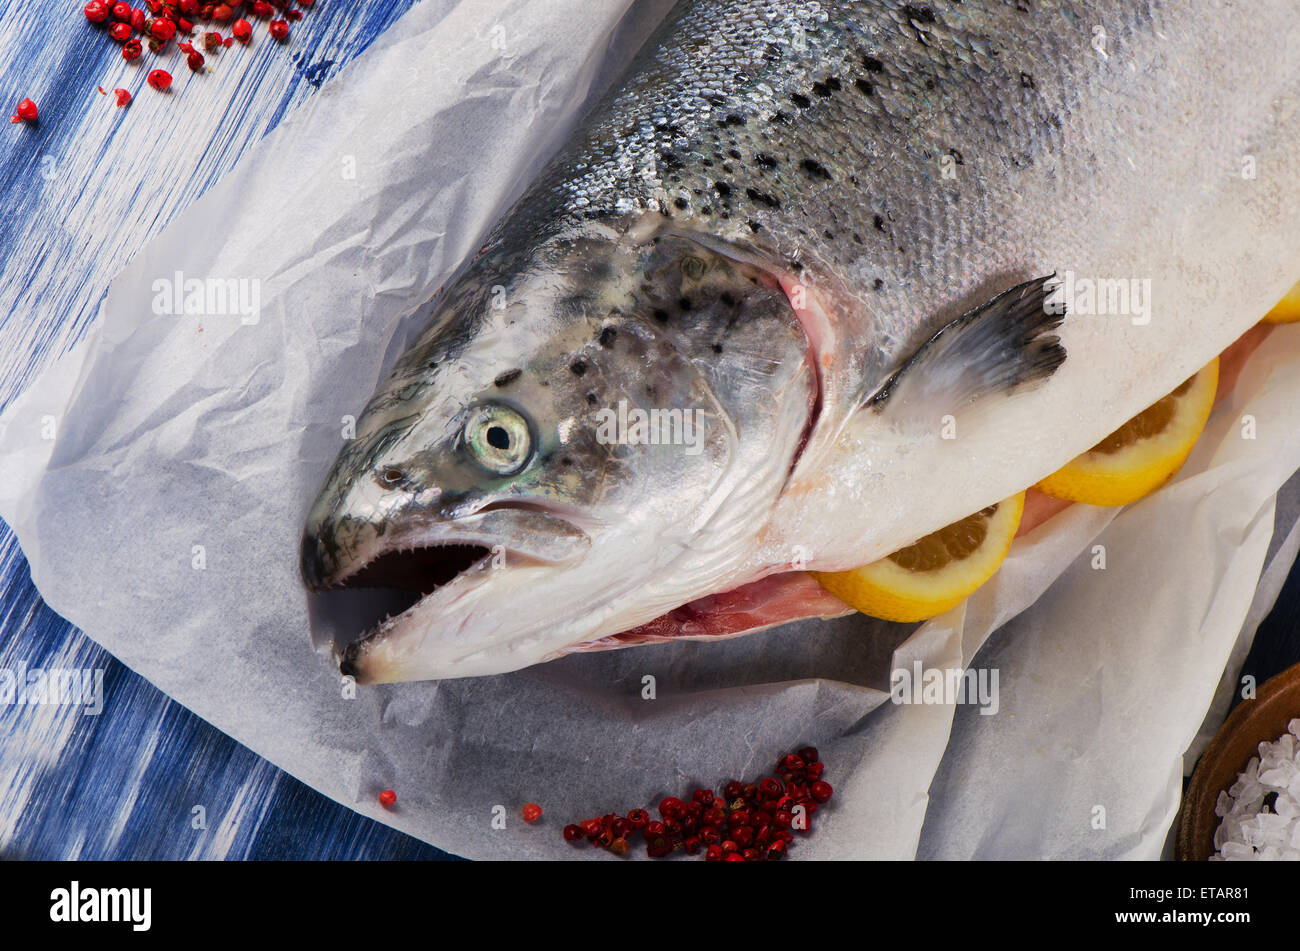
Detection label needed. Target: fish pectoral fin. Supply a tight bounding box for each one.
[866,273,1066,430]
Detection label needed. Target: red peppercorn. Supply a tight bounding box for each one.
[377,789,396,808]
[252,0,271,13]
[85,0,110,23]
[10,98,37,123]
[742,847,760,861]
[151,17,175,40]
[268,18,288,40]
[805,761,825,781]
[724,852,745,862]
[147,68,172,90]
[109,21,132,41]
[285,8,301,19]
[720,838,739,853]
[112,1,132,21]
[562,824,583,843]
[773,810,793,830]
[810,780,833,803]
[625,808,649,830]
[122,37,142,59]
[298,0,313,6]
[579,818,602,838]
[187,50,205,70]
[765,840,787,860]
[113,88,131,106]
[658,796,685,820]
[609,837,629,857]
[691,788,715,808]
[732,826,754,848]
[683,835,702,855]
[130,8,146,31]
[758,777,783,800]
[178,40,195,53]
[200,30,221,51]
[727,808,750,828]
[146,0,161,10]
[798,746,819,764]
[780,753,805,774]
[642,820,666,840]
[212,2,232,19]
[231,17,251,41]
[521,802,542,823]
[723,780,744,800]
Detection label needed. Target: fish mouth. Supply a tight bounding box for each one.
[302,505,593,672]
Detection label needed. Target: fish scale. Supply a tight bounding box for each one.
[302,0,1300,681]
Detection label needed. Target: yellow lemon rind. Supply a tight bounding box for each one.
[1036,358,1218,508]
[1262,279,1300,324]
[812,491,1025,623]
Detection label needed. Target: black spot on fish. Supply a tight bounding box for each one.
[755,153,778,169]
[653,307,669,323]
[702,158,715,167]
[720,292,737,307]
[701,206,713,215]
[903,4,936,24]
[598,327,617,348]
[823,230,835,240]
[748,219,762,233]
[714,181,732,197]
[801,158,832,180]
[763,43,782,61]
[873,214,885,230]
[925,78,935,90]
[693,188,703,196]
[711,343,723,354]
[863,54,884,72]
[728,148,741,160]
[1020,71,1036,89]
[771,110,792,125]
[812,82,831,97]
[493,368,522,388]
[659,151,682,169]
[724,114,745,127]
[721,164,734,175]
[854,78,873,95]
[745,187,780,209]
[789,259,803,272]
[873,278,885,290]
[569,360,587,376]
[679,297,693,311]
[674,197,688,210]
[853,232,863,244]
[949,147,965,165]
[790,92,811,108]
[562,457,574,466]
[826,77,842,91]
[585,392,598,406]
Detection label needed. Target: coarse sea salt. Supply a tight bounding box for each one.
[1210,718,1300,861]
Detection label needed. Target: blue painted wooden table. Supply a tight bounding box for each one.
[0,0,457,859]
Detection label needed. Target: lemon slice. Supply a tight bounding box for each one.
[812,492,1025,623]
[1036,357,1218,507]
[1263,278,1300,324]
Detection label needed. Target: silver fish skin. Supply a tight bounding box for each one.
[302,0,1300,682]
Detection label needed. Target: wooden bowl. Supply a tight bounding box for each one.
[1177,661,1300,861]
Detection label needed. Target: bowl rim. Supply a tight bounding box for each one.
[1176,660,1300,861]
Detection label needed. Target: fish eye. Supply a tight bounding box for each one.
[464,403,533,475]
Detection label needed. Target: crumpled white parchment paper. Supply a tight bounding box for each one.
[1,0,1298,860]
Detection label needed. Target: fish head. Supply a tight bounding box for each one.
[301,222,817,682]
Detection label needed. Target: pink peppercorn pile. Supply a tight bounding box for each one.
[562,745,832,861]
